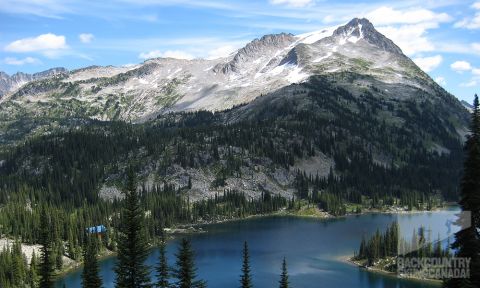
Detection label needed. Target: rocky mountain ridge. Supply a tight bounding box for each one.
[0,67,67,96]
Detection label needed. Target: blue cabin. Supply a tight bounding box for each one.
[86,225,107,234]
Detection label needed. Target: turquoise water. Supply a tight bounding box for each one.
[56,209,460,288]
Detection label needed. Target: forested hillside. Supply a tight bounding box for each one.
[0,74,467,231]
[0,69,470,288]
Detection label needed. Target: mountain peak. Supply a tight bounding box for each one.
[333,18,403,55]
[214,32,296,74]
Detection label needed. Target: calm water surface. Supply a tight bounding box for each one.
[56,209,460,288]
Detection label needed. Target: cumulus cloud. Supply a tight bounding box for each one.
[413,55,443,72]
[4,33,68,58]
[451,61,473,72]
[5,33,67,52]
[3,56,40,65]
[207,45,237,60]
[139,50,194,60]
[366,7,452,56]
[366,6,451,26]
[434,76,446,86]
[79,33,94,43]
[377,23,436,55]
[269,0,313,8]
[451,60,480,88]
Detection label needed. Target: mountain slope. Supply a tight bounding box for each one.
[0,18,470,208]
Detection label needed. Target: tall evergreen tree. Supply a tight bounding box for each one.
[39,206,54,288]
[156,235,170,288]
[114,170,151,288]
[446,94,480,288]
[173,238,205,288]
[240,241,252,288]
[81,237,103,288]
[29,251,38,288]
[279,257,289,288]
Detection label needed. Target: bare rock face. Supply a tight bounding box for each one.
[0,67,67,96]
[214,33,296,74]
[332,18,403,55]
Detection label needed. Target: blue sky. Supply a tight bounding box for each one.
[0,0,479,102]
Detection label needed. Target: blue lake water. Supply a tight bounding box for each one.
[56,209,460,288]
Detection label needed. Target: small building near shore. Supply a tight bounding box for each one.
[86,225,107,240]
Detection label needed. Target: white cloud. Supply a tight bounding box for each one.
[139,49,194,60]
[0,0,71,18]
[269,0,313,8]
[366,6,451,26]
[413,55,443,72]
[455,14,480,29]
[434,76,446,86]
[4,33,68,56]
[473,68,480,76]
[79,33,94,43]
[3,56,40,65]
[455,2,480,29]
[451,61,472,72]
[207,45,237,59]
[473,43,480,53]
[366,7,452,56]
[460,80,478,87]
[377,23,436,55]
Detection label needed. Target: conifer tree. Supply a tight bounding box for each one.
[446,94,480,288]
[29,251,38,288]
[240,241,252,288]
[39,206,54,288]
[81,237,103,288]
[156,235,169,288]
[279,257,289,288]
[173,238,205,288]
[114,170,151,288]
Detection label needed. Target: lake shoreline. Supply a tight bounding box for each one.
[55,204,456,282]
[184,203,457,229]
[337,255,443,286]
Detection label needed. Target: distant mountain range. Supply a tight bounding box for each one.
[0,67,67,96]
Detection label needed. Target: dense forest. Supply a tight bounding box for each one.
[354,221,451,269]
[0,77,469,287]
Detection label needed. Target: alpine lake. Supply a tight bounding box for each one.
[56,208,460,288]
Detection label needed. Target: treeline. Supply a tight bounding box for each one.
[293,170,442,216]
[192,190,287,221]
[354,221,451,267]
[0,241,38,288]
[354,221,399,266]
